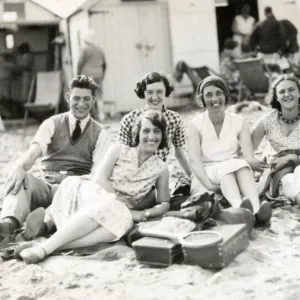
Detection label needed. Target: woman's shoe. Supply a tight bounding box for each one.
[20,246,47,264]
[240,197,254,213]
[256,201,272,223]
[14,241,39,259]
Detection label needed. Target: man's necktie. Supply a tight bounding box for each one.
[71,120,81,141]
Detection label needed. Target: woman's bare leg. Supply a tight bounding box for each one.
[235,167,260,213]
[20,213,116,263]
[58,226,116,250]
[220,173,243,207]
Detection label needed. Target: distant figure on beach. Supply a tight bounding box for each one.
[0,75,110,239]
[249,6,286,70]
[252,74,300,204]
[16,110,171,264]
[279,19,299,68]
[187,75,272,224]
[13,42,34,103]
[232,3,256,57]
[77,29,106,121]
[219,38,252,101]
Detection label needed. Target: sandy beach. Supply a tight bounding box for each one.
[1,107,300,300]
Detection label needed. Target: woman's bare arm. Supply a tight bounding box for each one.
[187,122,219,191]
[240,120,267,171]
[251,118,266,151]
[92,143,121,193]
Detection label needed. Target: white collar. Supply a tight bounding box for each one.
[68,112,90,128]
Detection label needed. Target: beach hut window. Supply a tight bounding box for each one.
[5,34,14,49]
[4,1,25,19]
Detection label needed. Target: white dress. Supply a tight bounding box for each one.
[46,146,166,239]
[190,111,250,189]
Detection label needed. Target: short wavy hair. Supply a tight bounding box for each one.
[68,75,99,97]
[266,74,300,111]
[134,72,174,99]
[132,110,168,150]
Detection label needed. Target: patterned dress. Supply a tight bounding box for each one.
[46,145,166,239]
[262,109,300,200]
[262,110,300,157]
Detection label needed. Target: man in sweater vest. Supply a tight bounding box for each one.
[0,75,110,237]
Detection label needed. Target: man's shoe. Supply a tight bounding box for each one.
[0,220,18,238]
[15,208,46,242]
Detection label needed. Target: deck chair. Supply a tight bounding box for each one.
[234,58,272,100]
[173,60,240,102]
[23,71,62,129]
[174,61,219,92]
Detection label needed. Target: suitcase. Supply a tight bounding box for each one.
[132,237,184,267]
[182,224,249,269]
[133,224,248,269]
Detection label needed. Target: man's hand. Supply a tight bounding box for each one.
[246,158,268,172]
[131,211,147,223]
[4,167,28,197]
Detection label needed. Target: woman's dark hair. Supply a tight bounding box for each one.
[195,75,230,108]
[68,75,99,97]
[134,72,174,99]
[132,110,168,150]
[266,74,300,111]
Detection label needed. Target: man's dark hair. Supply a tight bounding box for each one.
[68,75,99,97]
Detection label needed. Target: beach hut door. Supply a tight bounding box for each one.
[89,2,172,112]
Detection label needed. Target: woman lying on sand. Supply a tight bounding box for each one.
[18,110,170,263]
[187,75,272,223]
[252,74,300,204]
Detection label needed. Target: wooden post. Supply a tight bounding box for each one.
[0,115,5,132]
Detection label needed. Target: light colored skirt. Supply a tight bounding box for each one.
[205,158,250,185]
[46,176,133,239]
